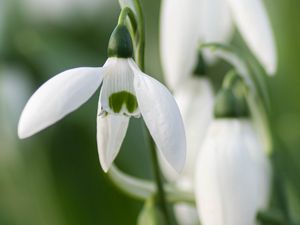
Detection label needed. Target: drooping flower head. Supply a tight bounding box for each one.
[195,72,271,225]
[18,24,186,173]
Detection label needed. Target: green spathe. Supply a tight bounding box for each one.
[107,25,133,58]
[109,91,138,113]
[214,70,249,118]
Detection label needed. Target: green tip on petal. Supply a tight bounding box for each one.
[107,25,134,58]
[109,91,138,113]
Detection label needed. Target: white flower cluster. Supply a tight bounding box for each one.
[160,0,276,224]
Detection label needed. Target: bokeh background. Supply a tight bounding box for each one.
[0,0,299,224]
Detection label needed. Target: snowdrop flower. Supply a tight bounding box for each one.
[18,25,186,173]
[195,119,271,225]
[195,77,271,225]
[160,67,214,225]
[160,0,277,90]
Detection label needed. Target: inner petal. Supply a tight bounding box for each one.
[100,58,139,116]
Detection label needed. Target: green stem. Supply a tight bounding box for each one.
[133,0,145,70]
[146,133,172,225]
[108,164,195,204]
[130,1,172,222]
[118,6,137,32]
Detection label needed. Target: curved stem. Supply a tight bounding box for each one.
[108,164,154,200]
[133,0,145,70]
[146,133,172,225]
[118,6,137,32]
[108,164,195,204]
[132,0,172,223]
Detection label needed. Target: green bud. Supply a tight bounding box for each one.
[107,25,133,58]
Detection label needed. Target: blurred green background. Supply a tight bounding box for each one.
[0,0,299,224]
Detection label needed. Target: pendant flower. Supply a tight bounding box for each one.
[18,25,186,173]
[160,0,277,90]
[195,73,271,225]
[195,119,271,225]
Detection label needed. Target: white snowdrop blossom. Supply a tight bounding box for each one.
[195,119,271,225]
[18,25,186,173]
[160,77,214,225]
[160,0,277,90]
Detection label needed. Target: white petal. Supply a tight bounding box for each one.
[199,0,233,43]
[199,0,234,63]
[195,119,271,225]
[18,67,103,139]
[226,0,277,75]
[160,0,200,90]
[160,77,214,181]
[100,58,139,116]
[133,68,186,173]
[96,113,129,172]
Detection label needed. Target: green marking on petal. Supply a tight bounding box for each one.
[109,91,138,113]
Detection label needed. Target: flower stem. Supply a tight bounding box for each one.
[132,0,172,223]
[118,6,137,32]
[133,0,145,70]
[146,131,173,225]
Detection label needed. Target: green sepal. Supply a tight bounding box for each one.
[201,43,273,155]
[109,91,138,113]
[193,51,206,76]
[214,88,249,118]
[137,197,167,225]
[214,71,249,118]
[107,25,133,58]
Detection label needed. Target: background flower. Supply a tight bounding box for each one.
[0,0,300,225]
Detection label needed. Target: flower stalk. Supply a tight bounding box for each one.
[128,0,173,223]
[118,6,137,32]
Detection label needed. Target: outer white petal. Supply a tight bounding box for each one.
[226,0,277,75]
[199,0,233,44]
[195,119,271,225]
[18,67,103,139]
[160,77,214,181]
[160,0,200,90]
[132,67,186,173]
[96,112,129,172]
[199,0,234,63]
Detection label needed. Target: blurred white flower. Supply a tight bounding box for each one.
[160,0,277,90]
[0,66,31,139]
[18,25,186,173]
[195,119,271,225]
[0,66,32,160]
[21,0,114,22]
[160,77,214,225]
